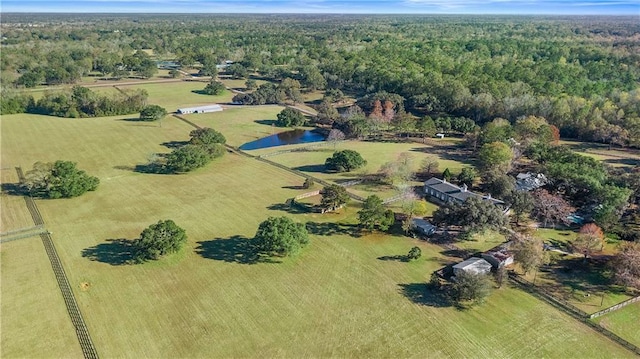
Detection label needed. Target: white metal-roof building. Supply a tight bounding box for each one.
[453,257,493,276]
[177,104,223,114]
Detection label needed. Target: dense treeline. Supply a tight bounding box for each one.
[1,86,148,117]
[1,14,638,144]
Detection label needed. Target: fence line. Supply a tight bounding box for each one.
[294,190,321,200]
[0,224,44,237]
[166,117,365,202]
[589,296,640,319]
[258,140,345,158]
[508,273,640,356]
[0,227,48,243]
[15,167,99,359]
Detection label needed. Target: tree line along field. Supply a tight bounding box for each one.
[0,97,636,357]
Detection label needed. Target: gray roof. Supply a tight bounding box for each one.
[453,257,493,271]
[412,218,435,230]
[424,177,504,205]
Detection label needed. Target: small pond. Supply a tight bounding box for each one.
[239,129,326,150]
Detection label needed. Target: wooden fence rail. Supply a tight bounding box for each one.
[589,296,640,319]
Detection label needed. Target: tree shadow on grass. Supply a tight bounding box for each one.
[305,221,361,237]
[267,202,315,214]
[195,236,280,264]
[0,182,26,196]
[254,119,278,126]
[378,255,409,262]
[440,248,476,259]
[81,238,136,265]
[398,283,452,308]
[161,140,189,149]
[119,118,154,123]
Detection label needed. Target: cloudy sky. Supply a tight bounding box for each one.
[2,0,638,15]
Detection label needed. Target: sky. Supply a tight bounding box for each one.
[1,0,638,15]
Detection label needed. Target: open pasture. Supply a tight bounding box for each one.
[121,80,235,111]
[560,140,640,168]
[594,302,640,347]
[0,111,635,358]
[260,140,471,200]
[0,236,85,358]
[180,105,285,147]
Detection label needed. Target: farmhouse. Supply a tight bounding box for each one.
[177,104,223,114]
[411,218,437,236]
[453,257,493,276]
[424,177,504,206]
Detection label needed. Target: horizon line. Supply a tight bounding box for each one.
[1,11,637,16]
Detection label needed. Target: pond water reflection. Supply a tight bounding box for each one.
[239,129,325,150]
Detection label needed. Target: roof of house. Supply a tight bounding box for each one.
[424,177,504,205]
[412,218,436,230]
[453,257,493,271]
[515,172,548,192]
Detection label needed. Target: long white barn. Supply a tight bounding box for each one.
[177,104,223,114]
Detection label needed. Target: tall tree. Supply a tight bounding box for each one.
[25,160,99,199]
[531,189,574,228]
[133,220,187,262]
[166,145,212,173]
[325,150,367,172]
[432,196,508,234]
[572,223,604,260]
[511,234,545,275]
[479,142,513,173]
[613,242,640,290]
[505,190,534,225]
[139,105,167,121]
[358,195,394,231]
[253,216,309,257]
[450,271,493,306]
[276,107,306,127]
[320,184,349,212]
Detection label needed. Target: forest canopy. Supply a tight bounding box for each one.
[1,14,638,145]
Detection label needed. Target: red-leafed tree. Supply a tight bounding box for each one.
[572,223,604,260]
[382,100,395,123]
[613,242,640,290]
[369,99,384,120]
[550,125,560,145]
[531,189,575,228]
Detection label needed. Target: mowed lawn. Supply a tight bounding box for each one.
[594,302,640,347]
[0,113,635,358]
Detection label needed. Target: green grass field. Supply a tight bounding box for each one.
[0,237,85,358]
[122,81,235,110]
[0,108,635,358]
[560,140,640,168]
[593,302,640,347]
[181,105,285,147]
